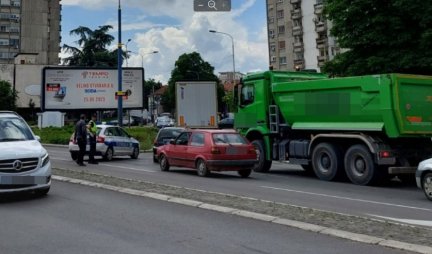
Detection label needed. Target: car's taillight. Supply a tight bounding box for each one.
[248,147,256,154]
[211,146,221,154]
[97,136,105,143]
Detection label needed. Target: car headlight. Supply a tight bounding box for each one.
[41,153,50,167]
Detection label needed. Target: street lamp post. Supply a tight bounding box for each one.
[117,0,123,127]
[209,29,236,104]
[128,50,159,123]
[125,38,131,67]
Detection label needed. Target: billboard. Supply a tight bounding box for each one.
[42,67,144,110]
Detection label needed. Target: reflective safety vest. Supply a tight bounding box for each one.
[88,120,97,137]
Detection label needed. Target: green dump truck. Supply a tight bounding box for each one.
[235,71,432,185]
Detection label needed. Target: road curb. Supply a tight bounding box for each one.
[52,175,432,254]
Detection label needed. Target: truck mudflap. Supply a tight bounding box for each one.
[388,166,417,175]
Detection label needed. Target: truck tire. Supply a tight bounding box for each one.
[421,172,432,201]
[312,142,344,181]
[344,144,379,185]
[251,140,272,172]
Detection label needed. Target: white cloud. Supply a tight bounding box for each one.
[61,0,269,84]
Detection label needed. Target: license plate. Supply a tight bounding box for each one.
[226,147,242,155]
[0,176,47,185]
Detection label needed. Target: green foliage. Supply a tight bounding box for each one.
[161,52,225,113]
[62,25,119,67]
[323,0,432,76]
[0,80,17,110]
[31,126,158,150]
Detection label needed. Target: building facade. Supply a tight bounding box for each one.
[266,0,340,72]
[0,0,61,65]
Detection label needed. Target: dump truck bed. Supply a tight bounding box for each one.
[271,73,432,138]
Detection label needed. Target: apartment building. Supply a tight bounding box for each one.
[266,0,340,72]
[0,0,61,65]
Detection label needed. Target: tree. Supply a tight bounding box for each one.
[0,80,17,111]
[161,52,225,113]
[323,0,432,76]
[62,25,119,67]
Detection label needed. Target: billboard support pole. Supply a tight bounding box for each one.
[117,0,123,126]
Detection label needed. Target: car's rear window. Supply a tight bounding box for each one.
[212,133,247,145]
[157,129,184,141]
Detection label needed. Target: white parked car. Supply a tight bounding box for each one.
[69,124,140,161]
[0,111,51,195]
[155,116,175,129]
[416,158,432,201]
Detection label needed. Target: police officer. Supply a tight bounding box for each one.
[87,113,98,164]
[74,114,87,166]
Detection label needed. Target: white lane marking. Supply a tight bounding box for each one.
[261,186,432,212]
[367,214,432,227]
[51,157,155,173]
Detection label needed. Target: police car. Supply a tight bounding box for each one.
[69,124,140,161]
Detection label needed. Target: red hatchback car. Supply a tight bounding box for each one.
[157,129,257,177]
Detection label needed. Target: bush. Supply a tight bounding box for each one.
[31,125,158,150]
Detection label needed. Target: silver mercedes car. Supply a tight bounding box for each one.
[0,111,51,195]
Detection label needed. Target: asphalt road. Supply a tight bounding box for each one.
[0,181,409,254]
[46,146,432,228]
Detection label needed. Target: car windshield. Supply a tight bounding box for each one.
[212,133,247,145]
[0,117,34,142]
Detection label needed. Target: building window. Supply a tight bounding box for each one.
[0,39,8,45]
[278,25,285,34]
[277,10,284,19]
[278,41,285,49]
[294,35,303,43]
[270,43,276,52]
[0,26,6,32]
[279,57,287,65]
[294,19,302,27]
[268,17,274,23]
[271,56,276,62]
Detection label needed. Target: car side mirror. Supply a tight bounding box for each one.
[169,139,176,145]
[35,135,41,142]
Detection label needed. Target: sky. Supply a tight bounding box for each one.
[60,0,269,84]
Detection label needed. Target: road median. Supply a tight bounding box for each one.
[53,167,432,253]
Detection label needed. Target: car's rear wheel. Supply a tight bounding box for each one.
[196,159,210,177]
[70,152,78,161]
[159,154,170,171]
[130,147,139,159]
[422,172,432,201]
[238,169,252,178]
[103,147,114,161]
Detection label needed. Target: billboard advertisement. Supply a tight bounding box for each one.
[42,67,144,110]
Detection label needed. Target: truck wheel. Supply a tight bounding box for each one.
[312,143,343,181]
[251,140,272,172]
[344,144,379,185]
[421,172,432,201]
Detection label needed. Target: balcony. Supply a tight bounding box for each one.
[316,38,327,49]
[314,3,324,14]
[294,59,304,66]
[291,9,301,19]
[292,26,303,36]
[293,41,303,47]
[293,46,303,53]
[290,0,301,3]
[315,22,326,33]
[317,55,328,63]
